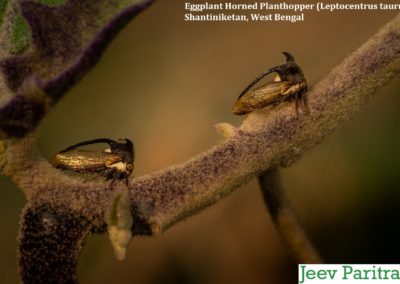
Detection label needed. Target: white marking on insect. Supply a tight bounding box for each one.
[109,161,127,171]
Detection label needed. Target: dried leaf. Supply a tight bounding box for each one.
[106,187,133,260]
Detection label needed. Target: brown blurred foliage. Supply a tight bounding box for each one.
[1,1,400,283]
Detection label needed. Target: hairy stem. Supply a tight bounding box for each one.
[19,204,91,283]
[258,169,322,263]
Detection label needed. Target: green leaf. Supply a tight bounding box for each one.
[0,0,7,26]
[38,0,66,5]
[9,10,29,54]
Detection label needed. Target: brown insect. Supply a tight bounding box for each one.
[233,52,309,116]
[51,138,134,186]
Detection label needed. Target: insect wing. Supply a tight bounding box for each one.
[51,149,121,174]
[233,81,290,115]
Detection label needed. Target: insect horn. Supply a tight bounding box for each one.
[122,138,133,148]
[238,52,296,99]
[238,52,302,99]
[59,138,117,153]
[282,51,296,62]
[238,65,284,99]
[123,139,135,159]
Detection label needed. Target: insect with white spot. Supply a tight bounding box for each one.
[51,138,134,186]
[233,51,309,116]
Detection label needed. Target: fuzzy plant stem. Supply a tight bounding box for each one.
[19,204,90,284]
[258,169,323,263]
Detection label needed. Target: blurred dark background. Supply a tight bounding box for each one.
[1,0,400,283]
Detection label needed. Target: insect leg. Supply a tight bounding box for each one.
[301,92,310,114]
[109,171,122,188]
[105,168,116,180]
[295,93,301,117]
